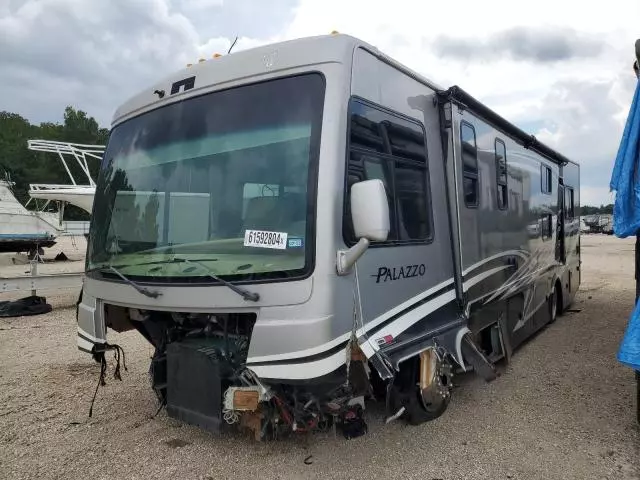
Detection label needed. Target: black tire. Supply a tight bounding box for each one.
[405,389,450,426]
[389,376,451,426]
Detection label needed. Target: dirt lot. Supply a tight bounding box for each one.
[0,234,638,480]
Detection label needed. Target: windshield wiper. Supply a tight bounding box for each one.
[94,265,163,299]
[89,258,259,302]
[177,258,260,302]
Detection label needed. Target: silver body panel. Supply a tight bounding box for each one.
[346,48,457,360]
[77,34,580,383]
[453,107,560,318]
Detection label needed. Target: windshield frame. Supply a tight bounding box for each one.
[86,71,327,286]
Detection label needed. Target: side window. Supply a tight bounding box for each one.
[460,121,478,207]
[495,138,508,210]
[541,165,552,194]
[565,187,575,220]
[344,99,432,245]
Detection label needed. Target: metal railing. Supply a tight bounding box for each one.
[27,139,104,187]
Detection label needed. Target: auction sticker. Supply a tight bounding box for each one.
[244,229,288,250]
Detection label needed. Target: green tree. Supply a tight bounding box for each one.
[581,204,615,216]
[0,106,107,220]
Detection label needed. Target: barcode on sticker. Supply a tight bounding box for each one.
[244,229,288,250]
[288,237,303,248]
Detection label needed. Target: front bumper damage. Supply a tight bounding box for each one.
[75,288,496,441]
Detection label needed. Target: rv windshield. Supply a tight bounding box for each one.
[87,73,325,282]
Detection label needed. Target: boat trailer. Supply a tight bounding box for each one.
[0,260,83,295]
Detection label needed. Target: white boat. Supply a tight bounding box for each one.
[26,139,103,214]
[28,184,96,213]
[0,179,62,254]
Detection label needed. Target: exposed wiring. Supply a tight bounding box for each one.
[87,343,128,418]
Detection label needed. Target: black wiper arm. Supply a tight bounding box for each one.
[106,266,162,299]
[180,258,260,302]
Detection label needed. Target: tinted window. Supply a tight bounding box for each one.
[386,121,427,161]
[495,139,508,210]
[460,121,478,207]
[396,164,430,239]
[350,102,426,161]
[344,99,432,245]
[350,111,386,153]
[565,187,575,219]
[541,165,552,194]
[88,73,325,281]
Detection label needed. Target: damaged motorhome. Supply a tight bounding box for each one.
[76,33,581,439]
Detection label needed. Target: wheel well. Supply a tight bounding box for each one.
[554,278,563,315]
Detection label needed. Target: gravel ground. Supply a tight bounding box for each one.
[0,234,638,480]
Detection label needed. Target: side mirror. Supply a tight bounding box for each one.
[351,179,390,242]
[336,179,390,275]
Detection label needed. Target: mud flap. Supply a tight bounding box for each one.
[357,321,470,381]
[460,331,498,382]
[496,313,513,365]
[357,337,394,380]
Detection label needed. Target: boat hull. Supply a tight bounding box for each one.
[28,186,95,214]
[0,181,61,253]
[0,235,56,253]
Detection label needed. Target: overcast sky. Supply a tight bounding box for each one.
[2,0,639,206]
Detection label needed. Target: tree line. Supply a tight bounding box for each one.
[0,106,108,220]
[581,204,613,216]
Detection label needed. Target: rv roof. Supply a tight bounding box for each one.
[111,33,444,126]
[439,86,574,166]
[110,33,575,167]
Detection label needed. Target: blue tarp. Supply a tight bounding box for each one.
[618,300,640,371]
[610,79,640,371]
[610,82,640,237]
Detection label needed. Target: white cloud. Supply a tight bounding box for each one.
[1,0,638,206]
[274,0,639,206]
[0,0,295,125]
[179,0,224,8]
